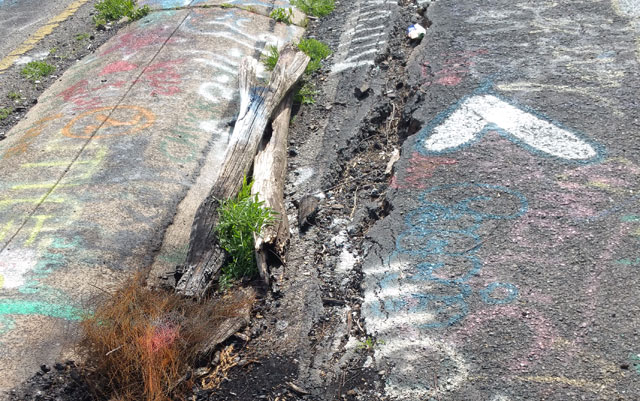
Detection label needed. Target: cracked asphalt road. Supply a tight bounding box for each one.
[0,0,91,71]
[363,0,640,399]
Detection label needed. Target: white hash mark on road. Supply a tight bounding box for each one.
[422,94,598,161]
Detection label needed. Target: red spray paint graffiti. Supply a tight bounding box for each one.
[421,49,488,88]
[391,152,458,189]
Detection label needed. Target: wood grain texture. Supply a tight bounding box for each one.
[176,45,309,298]
[252,93,293,284]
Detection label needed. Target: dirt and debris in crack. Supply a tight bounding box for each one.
[207,2,424,401]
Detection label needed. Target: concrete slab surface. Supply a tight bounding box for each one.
[0,6,302,393]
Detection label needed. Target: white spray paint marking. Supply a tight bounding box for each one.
[0,248,38,289]
[198,81,237,102]
[14,51,49,65]
[336,248,358,274]
[375,337,469,400]
[330,0,394,74]
[423,94,598,161]
[293,167,314,186]
[491,395,514,401]
[617,0,640,18]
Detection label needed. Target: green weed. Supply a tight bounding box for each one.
[357,337,385,350]
[270,7,293,24]
[216,177,275,290]
[294,81,318,105]
[7,91,21,101]
[94,0,150,26]
[262,39,331,74]
[75,33,90,41]
[48,47,58,55]
[291,0,334,17]
[20,61,55,82]
[297,38,331,74]
[220,2,233,8]
[261,45,280,71]
[0,107,12,121]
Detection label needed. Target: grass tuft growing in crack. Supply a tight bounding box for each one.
[297,38,331,74]
[20,61,55,83]
[291,0,334,17]
[0,107,12,121]
[262,39,331,74]
[7,91,21,101]
[262,45,281,71]
[262,39,330,104]
[357,337,385,350]
[93,0,150,27]
[216,177,274,290]
[294,82,318,105]
[269,7,294,24]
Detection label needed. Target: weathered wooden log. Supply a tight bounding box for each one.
[176,45,309,298]
[196,287,254,356]
[252,93,294,284]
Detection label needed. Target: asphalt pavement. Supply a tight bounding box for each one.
[0,0,91,72]
[363,0,640,399]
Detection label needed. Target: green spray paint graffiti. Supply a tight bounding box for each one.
[0,236,84,337]
[0,300,81,335]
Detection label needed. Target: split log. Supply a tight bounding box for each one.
[252,93,293,284]
[196,287,254,356]
[176,45,309,298]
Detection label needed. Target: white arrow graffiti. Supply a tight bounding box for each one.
[419,94,599,161]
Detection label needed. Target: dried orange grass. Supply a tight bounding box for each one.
[80,275,255,401]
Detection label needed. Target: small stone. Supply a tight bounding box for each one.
[40,365,50,373]
[276,320,289,331]
[332,204,345,210]
[347,389,357,396]
[354,84,371,99]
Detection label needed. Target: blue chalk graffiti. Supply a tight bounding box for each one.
[0,236,83,338]
[480,282,519,305]
[381,183,527,328]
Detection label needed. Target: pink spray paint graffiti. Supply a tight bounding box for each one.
[390,152,457,190]
[421,49,488,88]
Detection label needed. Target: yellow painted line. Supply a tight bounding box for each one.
[0,219,14,243]
[24,215,52,246]
[0,0,90,73]
[0,197,66,208]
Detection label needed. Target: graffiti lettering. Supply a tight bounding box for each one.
[62,105,155,139]
[2,114,63,159]
[416,90,601,162]
[366,183,528,330]
[390,153,457,190]
[421,49,488,88]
